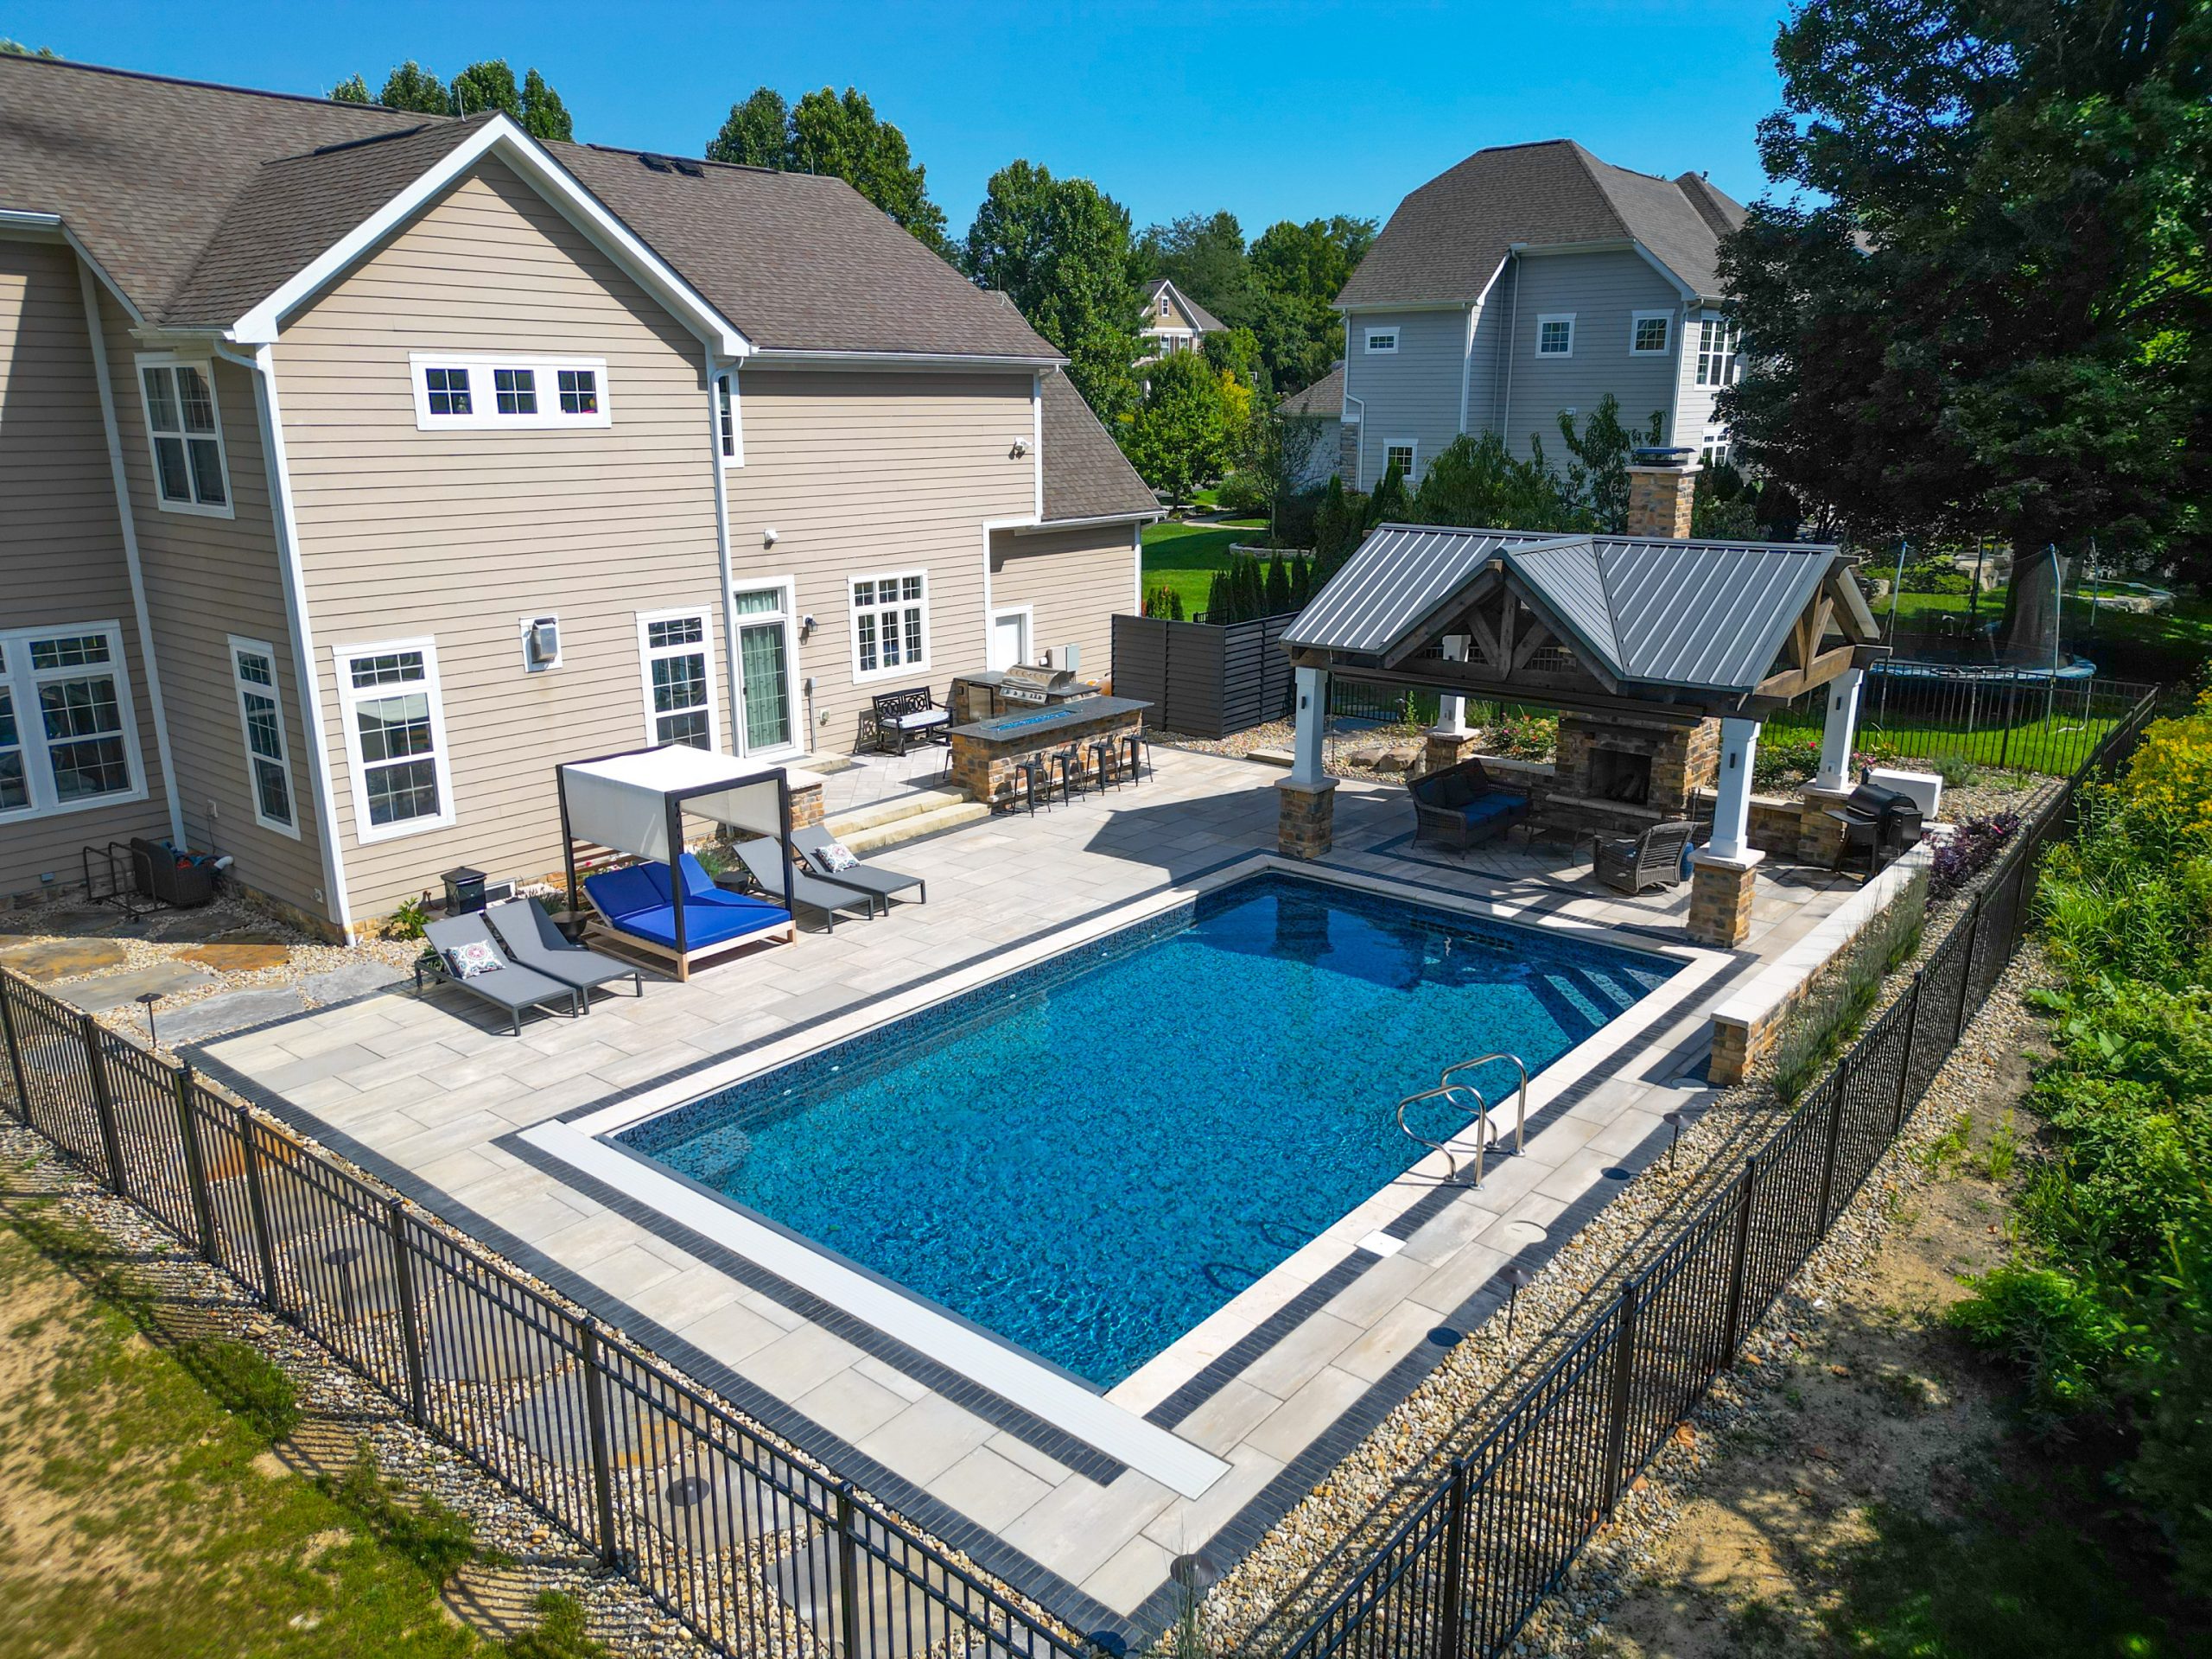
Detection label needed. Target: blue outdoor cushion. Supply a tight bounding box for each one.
[1461,792,1527,823]
[584,863,664,922]
[601,902,788,950]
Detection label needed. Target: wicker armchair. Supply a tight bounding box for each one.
[1592,819,1697,894]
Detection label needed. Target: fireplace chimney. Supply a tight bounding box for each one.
[1625,446,1700,540]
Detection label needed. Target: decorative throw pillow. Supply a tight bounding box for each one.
[443,940,502,980]
[807,840,861,874]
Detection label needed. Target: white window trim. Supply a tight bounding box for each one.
[848,569,932,684]
[1363,327,1400,355]
[715,371,744,467]
[133,353,235,519]
[226,634,301,839]
[729,578,804,760]
[332,637,456,844]
[1382,440,1419,480]
[988,603,1037,673]
[0,620,149,825]
[635,607,721,751]
[1535,314,1576,358]
[1695,315,1741,389]
[1629,311,1672,355]
[407,352,613,431]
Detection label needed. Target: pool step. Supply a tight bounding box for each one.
[824,788,991,855]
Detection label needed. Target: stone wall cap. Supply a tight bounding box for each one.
[1692,848,1766,873]
[1276,775,1339,795]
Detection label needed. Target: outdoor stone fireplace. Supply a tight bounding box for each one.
[1546,714,1720,838]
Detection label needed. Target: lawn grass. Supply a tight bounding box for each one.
[1768,703,2124,777]
[1141,518,1266,617]
[0,1193,593,1659]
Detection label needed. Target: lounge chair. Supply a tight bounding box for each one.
[418,913,581,1034]
[1592,819,1698,895]
[485,895,644,1007]
[790,825,926,912]
[582,858,794,982]
[1407,758,1531,850]
[733,837,877,931]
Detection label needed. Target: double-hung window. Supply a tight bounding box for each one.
[136,357,232,514]
[410,353,611,430]
[336,641,453,840]
[850,573,927,679]
[1536,315,1575,357]
[0,623,145,822]
[637,611,716,748]
[1384,442,1418,480]
[1630,312,1672,354]
[227,637,297,836]
[1696,318,1740,387]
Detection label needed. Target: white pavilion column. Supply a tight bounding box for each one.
[1279,665,1338,858]
[1707,716,1760,861]
[1813,667,1866,792]
[1437,636,1471,736]
[1289,665,1328,786]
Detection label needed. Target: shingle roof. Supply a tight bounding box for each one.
[1142,277,1225,335]
[0,54,1059,359]
[1286,524,1869,696]
[1336,140,1747,308]
[1277,363,1343,418]
[1039,372,1157,523]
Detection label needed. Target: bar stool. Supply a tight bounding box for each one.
[1007,758,1041,817]
[1046,745,1084,804]
[1088,737,1122,791]
[1118,729,1153,785]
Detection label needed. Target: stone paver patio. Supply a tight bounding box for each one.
[165,746,1853,1643]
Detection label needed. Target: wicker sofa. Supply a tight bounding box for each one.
[1406,758,1531,850]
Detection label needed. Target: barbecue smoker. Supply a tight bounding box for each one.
[1827,775,1927,875]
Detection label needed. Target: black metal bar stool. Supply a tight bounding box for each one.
[1118,729,1152,785]
[1046,745,1084,804]
[1007,758,1041,816]
[1088,737,1122,791]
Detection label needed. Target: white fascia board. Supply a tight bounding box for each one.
[1335,299,1474,315]
[228,116,750,359]
[1627,242,1699,303]
[1013,510,1164,533]
[3,209,154,329]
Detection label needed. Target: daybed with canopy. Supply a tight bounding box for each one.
[555,745,797,980]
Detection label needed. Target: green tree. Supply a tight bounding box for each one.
[964,160,1143,424]
[331,73,371,102]
[376,60,454,116]
[448,59,519,119]
[1125,351,1229,508]
[0,38,58,57]
[1202,325,1265,393]
[707,86,791,168]
[1138,210,1255,327]
[703,86,950,257]
[1249,215,1377,391]
[1556,396,1662,534]
[1411,431,1580,531]
[1722,0,2212,649]
[518,68,572,142]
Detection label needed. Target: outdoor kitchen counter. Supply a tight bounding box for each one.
[946,696,1152,808]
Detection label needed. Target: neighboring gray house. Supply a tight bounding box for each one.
[1274,364,1344,487]
[1332,140,1746,493]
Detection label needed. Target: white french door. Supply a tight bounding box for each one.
[731,582,802,759]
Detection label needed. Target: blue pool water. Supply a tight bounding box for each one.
[623,875,1677,1387]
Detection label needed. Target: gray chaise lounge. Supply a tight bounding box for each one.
[419,913,581,1034]
[485,895,644,1006]
[791,824,926,912]
[734,838,878,931]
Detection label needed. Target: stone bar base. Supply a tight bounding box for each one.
[1278,778,1338,859]
[1796,785,1852,868]
[1688,849,1763,947]
[1422,729,1477,776]
[949,709,1142,810]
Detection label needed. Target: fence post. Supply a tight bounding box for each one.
[80,1011,128,1198]
[1437,1458,1471,1659]
[1721,1157,1758,1358]
[0,975,32,1125]
[1815,1058,1851,1225]
[579,1322,620,1567]
[385,1198,429,1427]
[175,1065,217,1261]
[1891,975,1923,1135]
[835,1484,867,1656]
[1601,1277,1642,1514]
[1998,681,2017,770]
[238,1105,282,1308]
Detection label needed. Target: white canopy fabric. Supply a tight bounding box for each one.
[560,746,785,861]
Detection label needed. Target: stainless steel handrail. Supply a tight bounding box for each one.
[1396,1081,1496,1187]
[1440,1052,1529,1159]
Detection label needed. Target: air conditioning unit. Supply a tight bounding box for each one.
[520,615,561,672]
[1044,644,1081,675]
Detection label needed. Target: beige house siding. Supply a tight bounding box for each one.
[988,524,1137,686]
[272,159,727,921]
[86,279,329,923]
[0,237,172,899]
[725,368,1038,754]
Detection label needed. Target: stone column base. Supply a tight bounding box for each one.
[1277,777,1338,859]
[1688,849,1764,947]
[790,782,826,830]
[1422,728,1476,776]
[1796,785,1853,868]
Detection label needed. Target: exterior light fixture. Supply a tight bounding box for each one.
[762,526,779,547]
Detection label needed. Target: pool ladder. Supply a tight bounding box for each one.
[1395,1052,1529,1190]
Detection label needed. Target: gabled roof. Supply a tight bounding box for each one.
[1141,276,1225,334]
[1287,524,1877,696]
[1039,372,1157,524]
[1277,363,1344,419]
[1337,140,1747,309]
[0,54,1059,361]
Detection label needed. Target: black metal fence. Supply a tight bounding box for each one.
[0,975,1083,1659]
[1764,666,2158,780]
[1264,688,2159,1659]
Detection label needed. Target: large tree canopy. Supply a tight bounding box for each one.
[964,160,1145,425]
[332,58,573,139]
[1125,350,1230,508]
[1722,0,2211,613]
[703,86,950,257]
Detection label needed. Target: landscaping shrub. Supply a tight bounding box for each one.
[1484,710,1557,762]
[1930,811,2020,897]
[1214,467,1268,518]
[1898,554,1973,594]
[384,894,429,941]
[1753,730,1822,790]
[1932,751,1980,788]
[1142,585,1185,620]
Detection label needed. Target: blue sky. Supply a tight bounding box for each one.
[8,1,1797,236]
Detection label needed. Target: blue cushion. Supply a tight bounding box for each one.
[584,864,664,922]
[600,899,790,950]
[1459,794,1523,824]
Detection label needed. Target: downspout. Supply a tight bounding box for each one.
[705,346,745,754]
[76,261,186,847]
[1457,302,1477,435]
[1499,251,1519,441]
[216,340,355,941]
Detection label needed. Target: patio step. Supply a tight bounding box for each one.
[823,788,990,855]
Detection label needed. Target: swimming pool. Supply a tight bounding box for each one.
[620,874,1678,1387]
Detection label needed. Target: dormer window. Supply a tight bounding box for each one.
[411,353,612,430]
